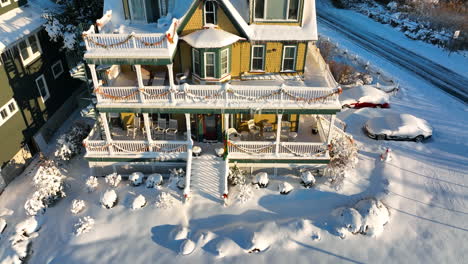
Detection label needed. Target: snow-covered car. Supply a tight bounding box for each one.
[364,114,432,142]
[340,86,390,109]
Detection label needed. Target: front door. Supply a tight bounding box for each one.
[204,114,217,141]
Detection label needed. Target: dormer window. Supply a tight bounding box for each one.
[254,0,301,21]
[204,1,217,25]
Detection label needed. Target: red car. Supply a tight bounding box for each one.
[343,102,390,109]
[340,86,390,109]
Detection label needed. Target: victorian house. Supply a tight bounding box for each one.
[82,0,344,199]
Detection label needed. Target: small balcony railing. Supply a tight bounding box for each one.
[227,141,329,159]
[84,139,188,156]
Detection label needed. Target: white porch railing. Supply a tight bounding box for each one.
[94,84,341,108]
[227,141,328,158]
[84,139,188,156]
[317,115,352,140]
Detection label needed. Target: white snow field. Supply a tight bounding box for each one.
[1,7,468,264]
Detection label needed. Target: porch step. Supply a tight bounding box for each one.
[190,154,225,202]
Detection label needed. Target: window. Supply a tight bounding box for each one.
[282,45,296,71]
[159,0,168,17]
[51,60,64,79]
[35,75,50,102]
[129,0,146,22]
[0,0,11,8]
[0,99,19,127]
[251,45,265,71]
[254,0,300,21]
[204,52,215,78]
[204,1,217,25]
[192,49,200,76]
[17,34,42,66]
[221,49,229,76]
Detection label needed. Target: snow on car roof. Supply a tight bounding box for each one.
[366,113,432,136]
[340,86,390,105]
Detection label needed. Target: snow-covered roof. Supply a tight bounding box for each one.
[0,0,57,52]
[180,26,244,48]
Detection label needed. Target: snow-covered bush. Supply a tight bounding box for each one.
[24,159,66,216]
[300,171,316,188]
[86,176,99,192]
[169,168,185,189]
[129,172,144,186]
[105,172,122,188]
[180,239,196,255]
[248,222,279,253]
[9,217,42,261]
[215,147,224,157]
[155,192,177,209]
[253,172,269,188]
[132,195,147,209]
[355,199,389,237]
[74,216,95,236]
[101,189,117,209]
[236,184,253,203]
[335,207,363,236]
[70,199,86,214]
[278,182,294,195]
[54,122,90,161]
[215,238,239,258]
[146,173,163,188]
[327,135,359,188]
[228,164,246,186]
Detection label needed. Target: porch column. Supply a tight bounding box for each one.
[275,114,283,155]
[88,64,99,89]
[143,113,153,151]
[326,114,336,144]
[135,64,146,103]
[224,113,230,135]
[99,112,114,155]
[184,113,193,199]
[167,63,176,104]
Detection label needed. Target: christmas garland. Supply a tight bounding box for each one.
[94,87,140,100]
[227,141,275,155]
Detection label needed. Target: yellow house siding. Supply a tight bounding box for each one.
[180,2,240,36]
[230,41,250,78]
[265,42,283,73]
[295,42,307,72]
[179,42,192,74]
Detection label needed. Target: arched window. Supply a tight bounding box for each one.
[204,1,217,25]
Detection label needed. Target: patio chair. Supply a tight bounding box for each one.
[154,119,167,139]
[248,119,260,140]
[165,119,178,139]
[126,115,140,139]
[227,128,241,141]
[176,68,190,85]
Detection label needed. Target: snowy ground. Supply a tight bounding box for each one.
[1,5,468,264]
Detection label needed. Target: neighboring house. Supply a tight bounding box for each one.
[82,0,343,199]
[0,0,81,185]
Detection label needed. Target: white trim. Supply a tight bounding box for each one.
[51,60,64,79]
[203,0,217,25]
[281,45,297,72]
[0,0,11,8]
[250,45,265,71]
[128,0,147,22]
[192,48,200,76]
[204,52,216,78]
[221,48,229,76]
[0,98,19,127]
[35,75,50,103]
[17,33,42,67]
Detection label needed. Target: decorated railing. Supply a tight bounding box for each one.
[84,139,188,156]
[83,15,178,53]
[94,84,342,107]
[227,141,328,158]
[317,115,352,141]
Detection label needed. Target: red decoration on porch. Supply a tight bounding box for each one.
[223,193,228,199]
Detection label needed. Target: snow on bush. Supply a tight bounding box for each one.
[132,195,147,210]
[155,192,177,209]
[215,238,240,258]
[300,171,316,188]
[169,168,185,189]
[252,172,269,188]
[333,198,390,238]
[180,239,196,255]
[215,147,224,157]
[86,176,99,192]
[228,164,246,186]
[248,222,279,253]
[236,184,253,204]
[70,199,86,214]
[278,182,294,195]
[146,173,163,188]
[54,122,90,161]
[105,172,122,188]
[24,159,66,216]
[9,217,42,261]
[327,135,359,188]
[74,216,95,236]
[355,199,390,237]
[171,226,190,240]
[129,172,144,186]
[101,189,117,209]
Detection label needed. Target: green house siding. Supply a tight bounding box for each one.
[192,46,231,80]
[0,28,82,167]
